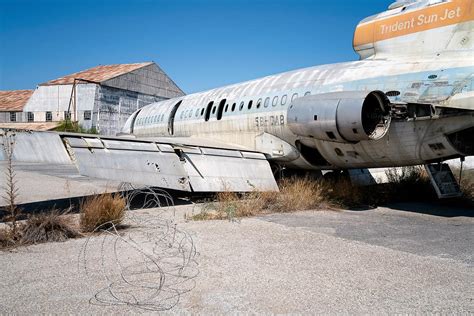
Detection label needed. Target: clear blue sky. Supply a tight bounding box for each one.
[0,0,389,94]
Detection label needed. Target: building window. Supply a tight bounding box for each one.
[46,111,52,122]
[64,111,71,120]
[84,110,91,120]
[9,112,16,122]
[27,112,34,122]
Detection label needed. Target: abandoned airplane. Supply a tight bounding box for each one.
[2,0,473,198]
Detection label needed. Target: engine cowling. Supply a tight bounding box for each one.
[287,91,391,143]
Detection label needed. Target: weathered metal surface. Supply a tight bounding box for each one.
[0,161,126,207]
[424,163,463,198]
[40,63,154,86]
[0,131,72,164]
[65,137,191,191]
[0,130,277,193]
[64,135,278,192]
[181,149,278,192]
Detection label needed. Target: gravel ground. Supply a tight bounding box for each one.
[0,204,472,314]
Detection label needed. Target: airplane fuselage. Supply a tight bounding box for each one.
[124,54,473,170]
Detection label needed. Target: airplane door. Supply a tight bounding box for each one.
[129,109,142,134]
[168,100,182,135]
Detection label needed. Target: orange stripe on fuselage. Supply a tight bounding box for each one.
[354,0,474,47]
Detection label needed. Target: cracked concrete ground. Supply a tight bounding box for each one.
[0,203,472,314]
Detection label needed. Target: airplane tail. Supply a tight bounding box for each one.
[353,0,473,59]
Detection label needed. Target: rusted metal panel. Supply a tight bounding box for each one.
[0,90,34,111]
[40,63,154,86]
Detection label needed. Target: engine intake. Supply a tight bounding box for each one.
[288,91,391,142]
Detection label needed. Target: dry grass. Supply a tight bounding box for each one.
[453,168,474,203]
[0,225,21,249]
[20,210,79,244]
[80,193,126,232]
[192,177,326,221]
[191,166,443,221]
[1,209,79,249]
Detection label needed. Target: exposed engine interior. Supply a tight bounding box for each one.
[287,90,392,143]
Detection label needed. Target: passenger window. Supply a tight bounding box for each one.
[195,109,200,117]
[204,101,214,121]
[225,104,229,112]
[217,99,226,120]
[201,108,205,116]
[212,106,216,114]
[272,96,278,107]
[256,98,262,109]
[248,100,253,110]
[239,102,244,111]
[281,95,287,105]
[291,93,299,101]
[305,91,311,96]
[232,103,236,111]
[189,110,193,118]
[264,97,270,107]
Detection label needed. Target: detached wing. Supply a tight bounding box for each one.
[3,130,277,193]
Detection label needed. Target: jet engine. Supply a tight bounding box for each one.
[287,91,391,143]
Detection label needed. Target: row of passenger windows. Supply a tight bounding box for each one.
[186,91,311,121]
[135,91,311,126]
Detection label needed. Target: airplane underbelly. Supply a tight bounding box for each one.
[310,114,473,168]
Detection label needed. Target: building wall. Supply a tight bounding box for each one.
[18,83,170,135]
[92,85,166,135]
[102,64,184,98]
[22,83,97,122]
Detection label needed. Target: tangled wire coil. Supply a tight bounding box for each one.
[78,184,199,312]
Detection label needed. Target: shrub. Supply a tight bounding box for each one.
[80,194,126,232]
[0,226,21,249]
[20,210,78,244]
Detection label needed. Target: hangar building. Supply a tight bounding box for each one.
[0,62,184,135]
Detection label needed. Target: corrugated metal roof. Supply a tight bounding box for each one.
[0,90,34,111]
[0,122,60,131]
[40,62,154,86]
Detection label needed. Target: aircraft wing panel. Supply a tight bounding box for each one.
[1,130,278,193]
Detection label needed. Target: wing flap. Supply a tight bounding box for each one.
[2,130,278,193]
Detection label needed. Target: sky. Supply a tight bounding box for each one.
[0,0,390,94]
